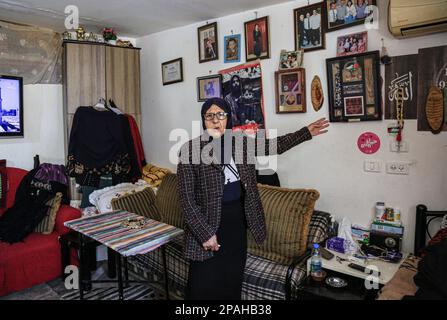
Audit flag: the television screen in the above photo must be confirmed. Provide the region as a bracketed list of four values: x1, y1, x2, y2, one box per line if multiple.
[0, 75, 23, 138]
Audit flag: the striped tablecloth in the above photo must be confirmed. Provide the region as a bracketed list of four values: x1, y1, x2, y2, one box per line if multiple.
[64, 210, 184, 257]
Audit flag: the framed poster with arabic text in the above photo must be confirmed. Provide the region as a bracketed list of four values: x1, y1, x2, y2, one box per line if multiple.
[417, 45, 447, 132]
[326, 51, 381, 122]
[385, 54, 418, 120]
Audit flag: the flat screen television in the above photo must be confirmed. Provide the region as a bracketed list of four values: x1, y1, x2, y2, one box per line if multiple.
[0, 75, 24, 138]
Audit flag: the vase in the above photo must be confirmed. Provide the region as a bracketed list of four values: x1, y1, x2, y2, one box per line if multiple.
[107, 39, 117, 45]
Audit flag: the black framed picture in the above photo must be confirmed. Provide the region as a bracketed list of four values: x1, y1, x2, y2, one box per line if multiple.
[294, 2, 326, 53]
[325, 0, 376, 32]
[161, 58, 183, 86]
[197, 75, 222, 102]
[326, 51, 381, 122]
[198, 22, 219, 63]
[244, 16, 270, 62]
[0, 75, 24, 138]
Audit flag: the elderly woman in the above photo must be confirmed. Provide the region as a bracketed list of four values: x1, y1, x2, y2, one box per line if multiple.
[177, 98, 329, 300]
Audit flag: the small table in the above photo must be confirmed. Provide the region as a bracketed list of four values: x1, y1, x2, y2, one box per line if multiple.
[64, 210, 184, 300]
[297, 249, 408, 300]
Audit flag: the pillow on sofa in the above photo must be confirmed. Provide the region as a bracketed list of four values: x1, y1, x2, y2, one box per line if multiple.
[34, 192, 63, 234]
[0, 159, 6, 210]
[247, 184, 320, 265]
[111, 187, 162, 221]
[155, 173, 184, 229]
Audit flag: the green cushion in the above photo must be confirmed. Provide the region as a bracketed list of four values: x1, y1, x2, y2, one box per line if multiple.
[155, 173, 184, 229]
[248, 184, 320, 265]
[111, 187, 161, 221]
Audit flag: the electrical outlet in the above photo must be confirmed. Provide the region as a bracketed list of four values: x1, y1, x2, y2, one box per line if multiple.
[390, 141, 409, 153]
[386, 162, 410, 175]
[364, 160, 381, 173]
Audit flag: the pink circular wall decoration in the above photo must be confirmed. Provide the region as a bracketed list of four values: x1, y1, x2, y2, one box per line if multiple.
[357, 132, 381, 154]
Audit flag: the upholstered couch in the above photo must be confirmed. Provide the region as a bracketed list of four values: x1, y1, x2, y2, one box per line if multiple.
[112, 173, 331, 300]
[0, 167, 81, 297]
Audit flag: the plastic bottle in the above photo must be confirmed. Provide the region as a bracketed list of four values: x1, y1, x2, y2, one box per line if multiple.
[394, 208, 401, 224]
[310, 244, 323, 276]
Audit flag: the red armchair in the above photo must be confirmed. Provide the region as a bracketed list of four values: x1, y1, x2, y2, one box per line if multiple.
[0, 167, 81, 297]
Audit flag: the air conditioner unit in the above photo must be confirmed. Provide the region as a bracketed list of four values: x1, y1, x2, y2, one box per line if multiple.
[388, 0, 447, 38]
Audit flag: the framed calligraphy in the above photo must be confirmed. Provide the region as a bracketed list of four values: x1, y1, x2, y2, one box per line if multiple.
[417, 45, 447, 132]
[385, 54, 418, 119]
[326, 51, 381, 122]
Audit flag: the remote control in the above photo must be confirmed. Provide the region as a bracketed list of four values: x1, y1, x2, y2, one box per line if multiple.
[320, 247, 335, 260]
[348, 263, 366, 272]
[348, 263, 381, 276]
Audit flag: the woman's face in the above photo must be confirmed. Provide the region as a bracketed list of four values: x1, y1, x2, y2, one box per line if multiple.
[204, 105, 228, 138]
[255, 24, 259, 31]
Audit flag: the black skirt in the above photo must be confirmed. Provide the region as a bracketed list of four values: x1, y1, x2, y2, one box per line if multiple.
[186, 199, 247, 300]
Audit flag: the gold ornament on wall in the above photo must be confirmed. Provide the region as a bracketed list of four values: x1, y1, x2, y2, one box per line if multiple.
[311, 75, 324, 112]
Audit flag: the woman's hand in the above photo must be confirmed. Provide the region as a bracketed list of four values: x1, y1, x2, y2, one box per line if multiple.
[203, 235, 220, 252]
[307, 118, 330, 137]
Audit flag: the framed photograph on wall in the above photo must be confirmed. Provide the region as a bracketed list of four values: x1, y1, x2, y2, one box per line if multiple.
[244, 16, 270, 62]
[294, 2, 326, 52]
[161, 58, 183, 86]
[326, 51, 381, 122]
[224, 34, 241, 63]
[0, 75, 24, 138]
[279, 50, 304, 70]
[275, 68, 306, 114]
[336, 31, 367, 56]
[198, 22, 219, 63]
[197, 75, 222, 102]
[326, 0, 376, 32]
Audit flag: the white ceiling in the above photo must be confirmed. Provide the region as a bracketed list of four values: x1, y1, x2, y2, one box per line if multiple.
[0, 0, 290, 37]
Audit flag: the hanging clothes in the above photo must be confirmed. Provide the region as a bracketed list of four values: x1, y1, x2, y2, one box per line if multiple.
[125, 114, 146, 172]
[67, 106, 139, 188]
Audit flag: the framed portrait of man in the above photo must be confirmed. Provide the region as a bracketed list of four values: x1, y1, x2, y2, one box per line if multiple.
[224, 34, 241, 63]
[244, 16, 270, 62]
[198, 22, 219, 63]
[294, 2, 326, 53]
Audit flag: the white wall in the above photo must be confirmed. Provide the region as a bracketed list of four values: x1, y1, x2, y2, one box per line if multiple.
[138, 0, 447, 253]
[0, 84, 65, 170]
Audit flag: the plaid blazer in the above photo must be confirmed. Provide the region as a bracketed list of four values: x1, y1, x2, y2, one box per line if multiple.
[177, 127, 312, 261]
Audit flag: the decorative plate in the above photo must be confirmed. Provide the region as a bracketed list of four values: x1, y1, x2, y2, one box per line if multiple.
[425, 86, 444, 133]
[311, 75, 324, 112]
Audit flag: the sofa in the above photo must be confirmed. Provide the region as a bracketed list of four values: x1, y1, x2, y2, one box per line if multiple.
[0, 167, 81, 297]
[112, 173, 332, 300]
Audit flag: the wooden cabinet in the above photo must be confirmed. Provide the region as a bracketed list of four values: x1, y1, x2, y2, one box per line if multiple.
[62, 41, 141, 154]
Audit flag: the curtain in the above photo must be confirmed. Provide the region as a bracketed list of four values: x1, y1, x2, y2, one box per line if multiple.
[0, 20, 62, 84]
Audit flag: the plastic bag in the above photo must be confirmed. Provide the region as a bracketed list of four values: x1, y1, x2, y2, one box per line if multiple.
[337, 217, 359, 255]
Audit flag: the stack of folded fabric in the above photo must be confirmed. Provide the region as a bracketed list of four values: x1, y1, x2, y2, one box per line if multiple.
[89, 180, 153, 214]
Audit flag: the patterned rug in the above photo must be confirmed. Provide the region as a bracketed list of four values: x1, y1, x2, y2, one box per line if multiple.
[1, 263, 158, 301]
[60, 285, 156, 300]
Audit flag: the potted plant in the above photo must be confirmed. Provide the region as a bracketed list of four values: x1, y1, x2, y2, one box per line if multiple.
[103, 27, 117, 45]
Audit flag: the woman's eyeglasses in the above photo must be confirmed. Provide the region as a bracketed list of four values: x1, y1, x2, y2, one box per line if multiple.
[204, 112, 228, 121]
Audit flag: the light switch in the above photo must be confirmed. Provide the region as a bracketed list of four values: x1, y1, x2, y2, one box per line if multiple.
[364, 160, 381, 173]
